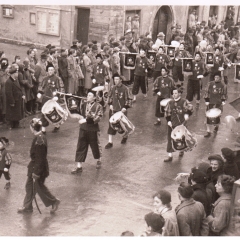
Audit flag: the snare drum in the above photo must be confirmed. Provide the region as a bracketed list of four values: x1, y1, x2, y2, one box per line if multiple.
[109, 111, 135, 136]
[206, 108, 221, 125]
[160, 98, 172, 113]
[109, 111, 125, 134]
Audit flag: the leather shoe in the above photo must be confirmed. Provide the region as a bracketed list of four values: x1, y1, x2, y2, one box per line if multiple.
[50, 199, 61, 214]
[121, 138, 128, 144]
[17, 207, 33, 213]
[204, 132, 211, 138]
[71, 167, 83, 174]
[52, 127, 60, 133]
[179, 152, 184, 157]
[105, 142, 113, 149]
[164, 157, 173, 162]
[96, 160, 101, 169]
[213, 126, 219, 133]
[236, 117, 240, 122]
[4, 182, 10, 189]
[154, 120, 161, 126]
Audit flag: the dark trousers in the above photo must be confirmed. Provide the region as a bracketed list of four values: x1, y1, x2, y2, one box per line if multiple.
[8, 121, 20, 128]
[23, 176, 56, 210]
[26, 100, 34, 112]
[172, 65, 184, 82]
[155, 97, 165, 118]
[0, 170, 10, 180]
[186, 79, 201, 101]
[167, 125, 174, 153]
[153, 71, 161, 81]
[75, 128, 102, 163]
[132, 75, 147, 95]
[107, 109, 128, 136]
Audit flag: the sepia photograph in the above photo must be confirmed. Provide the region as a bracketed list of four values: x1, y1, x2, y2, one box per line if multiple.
[0, 0, 240, 237]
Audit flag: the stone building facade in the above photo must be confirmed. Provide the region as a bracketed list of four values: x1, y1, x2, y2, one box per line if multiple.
[0, 5, 239, 48]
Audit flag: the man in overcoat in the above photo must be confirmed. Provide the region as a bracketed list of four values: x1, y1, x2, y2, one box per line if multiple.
[5, 64, 24, 129]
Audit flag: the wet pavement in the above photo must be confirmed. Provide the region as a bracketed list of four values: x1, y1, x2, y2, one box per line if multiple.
[0, 42, 240, 236]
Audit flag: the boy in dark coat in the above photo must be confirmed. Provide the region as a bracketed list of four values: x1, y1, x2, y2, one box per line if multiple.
[0, 137, 12, 189]
[18, 118, 60, 214]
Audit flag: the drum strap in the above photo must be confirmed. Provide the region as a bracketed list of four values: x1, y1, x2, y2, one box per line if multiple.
[86, 102, 95, 116]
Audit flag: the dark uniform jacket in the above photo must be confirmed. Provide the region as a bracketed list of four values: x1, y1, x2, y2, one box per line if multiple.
[40, 74, 60, 105]
[154, 53, 171, 71]
[204, 81, 227, 105]
[108, 83, 132, 112]
[79, 100, 103, 132]
[165, 98, 193, 128]
[92, 62, 108, 85]
[27, 134, 49, 178]
[153, 75, 175, 99]
[0, 148, 12, 171]
[134, 56, 149, 76]
[188, 60, 205, 80]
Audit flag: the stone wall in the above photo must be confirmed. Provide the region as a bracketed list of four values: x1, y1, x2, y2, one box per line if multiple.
[0, 5, 239, 49]
[87, 5, 124, 43]
[0, 5, 72, 48]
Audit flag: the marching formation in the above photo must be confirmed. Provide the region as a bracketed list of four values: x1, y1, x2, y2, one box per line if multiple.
[1, 10, 240, 236]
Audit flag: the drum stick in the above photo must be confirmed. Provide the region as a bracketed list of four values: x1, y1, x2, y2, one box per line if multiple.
[119, 52, 139, 55]
[55, 91, 86, 99]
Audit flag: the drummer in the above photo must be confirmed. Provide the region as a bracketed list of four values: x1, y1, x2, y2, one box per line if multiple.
[92, 53, 109, 89]
[105, 73, 133, 149]
[203, 72, 228, 138]
[37, 63, 60, 134]
[164, 87, 193, 162]
[153, 67, 175, 126]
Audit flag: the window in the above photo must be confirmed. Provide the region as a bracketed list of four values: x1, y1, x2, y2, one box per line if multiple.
[2, 5, 14, 18]
[187, 6, 199, 28]
[125, 10, 141, 33]
[30, 12, 36, 25]
[36, 8, 60, 36]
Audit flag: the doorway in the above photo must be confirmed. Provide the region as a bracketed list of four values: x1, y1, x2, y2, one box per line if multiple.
[76, 8, 90, 45]
[152, 6, 173, 44]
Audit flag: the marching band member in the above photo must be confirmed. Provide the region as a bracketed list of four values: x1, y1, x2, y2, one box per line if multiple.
[132, 46, 149, 102]
[71, 90, 103, 174]
[18, 118, 60, 214]
[204, 73, 228, 138]
[164, 88, 193, 162]
[208, 46, 229, 82]
[37, 64, 60, 134]
[153, 46, 172, 81]
[105, 73, 132, 149]
[0, 137, 12, 190]
[153, 67, 175, 126]
[172, 43, 192, 88]
[92, 53, 109, 88]
[186, 52, 206, 105]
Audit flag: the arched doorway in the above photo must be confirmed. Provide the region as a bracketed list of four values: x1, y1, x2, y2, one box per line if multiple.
[152, 6, 173, 44]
